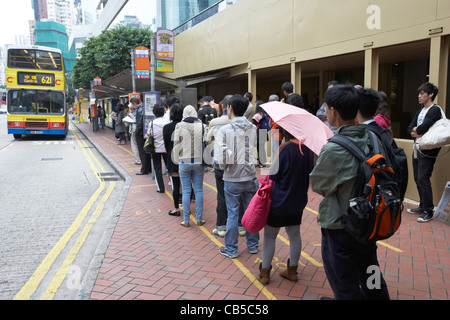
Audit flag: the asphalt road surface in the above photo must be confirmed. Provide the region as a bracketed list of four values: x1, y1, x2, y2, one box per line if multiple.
[0, 114, 127, 300]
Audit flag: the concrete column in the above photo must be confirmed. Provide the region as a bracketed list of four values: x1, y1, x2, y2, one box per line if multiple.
[291, 62, 302, 93]
[429, 36, 449, 109]
[364, 48, 379, 90]
[248, 67, 257, 98]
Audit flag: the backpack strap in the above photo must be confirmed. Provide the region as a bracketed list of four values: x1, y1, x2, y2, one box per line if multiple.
[328, 134, 366, 161]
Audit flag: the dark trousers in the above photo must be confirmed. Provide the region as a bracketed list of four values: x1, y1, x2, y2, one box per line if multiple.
[170, 176, 181, 209]
[321, 228, 390, 300]
[412, 150, 438, 212]
[136, 133, 152, 174]
[152, 152, 168, 192]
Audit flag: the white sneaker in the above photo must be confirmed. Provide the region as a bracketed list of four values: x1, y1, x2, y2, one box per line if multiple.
[212, 229, 226, 237]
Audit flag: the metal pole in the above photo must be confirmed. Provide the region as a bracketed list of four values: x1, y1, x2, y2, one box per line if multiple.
[131, 49, 136, 92]
[150, 34, 156, 92]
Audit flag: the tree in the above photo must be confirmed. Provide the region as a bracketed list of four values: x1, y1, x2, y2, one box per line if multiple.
[72, 25, 152, 89]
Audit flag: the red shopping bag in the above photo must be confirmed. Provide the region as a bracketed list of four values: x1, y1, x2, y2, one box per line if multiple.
[242, 175, 274, 233]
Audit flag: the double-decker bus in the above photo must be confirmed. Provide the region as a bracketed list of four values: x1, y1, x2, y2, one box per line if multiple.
[6, 45, 68, 139]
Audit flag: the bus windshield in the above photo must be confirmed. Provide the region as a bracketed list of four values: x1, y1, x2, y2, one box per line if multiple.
[8, 49, 63, 71]
[7, 90, 65, 115]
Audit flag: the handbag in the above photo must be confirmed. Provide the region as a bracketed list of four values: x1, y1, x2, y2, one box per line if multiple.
[241, 175, 274, 233]
[416, 106, 450, 150]
[144, 121, 155, 154]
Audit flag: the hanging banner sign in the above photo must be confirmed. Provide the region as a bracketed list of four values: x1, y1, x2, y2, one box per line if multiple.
[156, 29, 174, 61]
[135, 47, 150, 79]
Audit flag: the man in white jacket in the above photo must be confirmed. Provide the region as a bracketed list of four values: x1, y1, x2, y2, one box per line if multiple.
[214, 94, 259, 258]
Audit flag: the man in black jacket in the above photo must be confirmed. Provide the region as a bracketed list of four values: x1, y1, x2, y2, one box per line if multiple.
[407, 82, 442, 222]
[197, 96, 217, 125]
[132, 97, 152, 175]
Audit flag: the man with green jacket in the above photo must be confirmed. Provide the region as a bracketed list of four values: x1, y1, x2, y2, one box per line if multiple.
[310, 85, 390, 300]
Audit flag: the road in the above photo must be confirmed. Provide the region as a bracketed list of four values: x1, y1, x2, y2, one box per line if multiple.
[0, 114, 127, 300]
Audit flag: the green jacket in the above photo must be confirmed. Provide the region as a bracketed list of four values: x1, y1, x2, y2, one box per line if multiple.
[310, 124, 371, 229]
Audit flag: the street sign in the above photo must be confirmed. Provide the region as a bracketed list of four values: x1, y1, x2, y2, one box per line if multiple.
[135, 47, 150, 79]
[157, 60, 174, 73]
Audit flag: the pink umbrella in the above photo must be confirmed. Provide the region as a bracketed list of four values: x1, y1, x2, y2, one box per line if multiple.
[261, 101, 334, 156]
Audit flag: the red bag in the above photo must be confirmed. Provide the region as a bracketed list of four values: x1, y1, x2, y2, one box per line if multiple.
[242, 175, 274, 233]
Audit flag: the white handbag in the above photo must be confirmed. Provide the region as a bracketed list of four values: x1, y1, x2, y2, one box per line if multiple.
[416, 106, 450, 150]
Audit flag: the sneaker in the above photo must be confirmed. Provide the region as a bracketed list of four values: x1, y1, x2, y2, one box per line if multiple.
[212, 229, 226, 237]
[239, 229, 246, 237]
[219, 246, 238, 259]
[248, 247, 258, 254]
[407, 207, 423, 215]
[417, 211, 433, 223]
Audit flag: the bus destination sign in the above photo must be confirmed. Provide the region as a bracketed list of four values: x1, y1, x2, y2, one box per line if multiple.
[17, 72, 55, 87]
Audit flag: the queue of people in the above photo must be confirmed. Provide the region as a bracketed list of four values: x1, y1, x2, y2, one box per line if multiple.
[111, 81, 444, 300]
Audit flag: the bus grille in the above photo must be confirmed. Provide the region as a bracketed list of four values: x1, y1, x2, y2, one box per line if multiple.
[25, 122, 48, 128]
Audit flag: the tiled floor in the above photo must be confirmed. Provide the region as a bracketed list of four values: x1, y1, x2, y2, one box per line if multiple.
[74, 121, 449, 300]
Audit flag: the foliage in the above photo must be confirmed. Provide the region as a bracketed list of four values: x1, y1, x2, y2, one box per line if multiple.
[72, 25, 152, 89]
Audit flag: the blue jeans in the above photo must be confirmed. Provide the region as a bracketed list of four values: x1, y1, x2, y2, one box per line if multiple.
[179, 163, 204, 223]
[223, 178, 260, 256]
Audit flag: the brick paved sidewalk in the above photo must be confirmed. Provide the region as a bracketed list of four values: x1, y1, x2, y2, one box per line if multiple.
[74, 121, 449, 300]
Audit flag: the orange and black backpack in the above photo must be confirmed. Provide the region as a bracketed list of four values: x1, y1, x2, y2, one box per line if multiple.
[329, 131, 403, 244]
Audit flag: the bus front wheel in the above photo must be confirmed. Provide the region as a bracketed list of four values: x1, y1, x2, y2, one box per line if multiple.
[13, 134, 22, 139]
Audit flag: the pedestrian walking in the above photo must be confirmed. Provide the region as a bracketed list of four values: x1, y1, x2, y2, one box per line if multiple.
[310, 85, 390, 300]
[173, 105, 206, 227]
[163, 103, 184, 216]
[214, 94, 259, 258]
[406, 82, 442, 223]
[98, 106, 105, 129]
[147, 104, 169, 193]
[259, 128, 314, 285]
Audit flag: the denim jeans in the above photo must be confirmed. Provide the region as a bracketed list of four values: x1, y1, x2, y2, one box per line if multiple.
[223, 178, 260, 256]
[179, 163, 204, 223]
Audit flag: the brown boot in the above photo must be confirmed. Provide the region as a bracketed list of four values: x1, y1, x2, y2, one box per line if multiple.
[259, 263, 272, 285]
[280, 259, 298, 282]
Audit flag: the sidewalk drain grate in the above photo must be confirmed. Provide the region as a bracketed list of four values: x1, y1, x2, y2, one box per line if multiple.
[97, 172, 120, 181]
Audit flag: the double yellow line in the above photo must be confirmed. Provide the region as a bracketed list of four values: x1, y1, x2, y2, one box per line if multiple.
[14, 126, 116, 300]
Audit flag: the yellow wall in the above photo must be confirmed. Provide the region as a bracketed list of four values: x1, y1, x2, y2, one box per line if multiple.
[169, 0, 450, 79]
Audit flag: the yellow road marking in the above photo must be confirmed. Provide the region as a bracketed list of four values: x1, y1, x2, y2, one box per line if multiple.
[102, 137, 134, 156]
[41, 182, 116, 300]
[14, 126, 114, 300]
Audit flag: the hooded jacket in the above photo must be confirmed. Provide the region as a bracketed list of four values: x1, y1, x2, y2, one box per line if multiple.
[173, 105, 206, 164]
[214, 116, 257, 182]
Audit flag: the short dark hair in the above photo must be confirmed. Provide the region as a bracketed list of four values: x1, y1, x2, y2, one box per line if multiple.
[153, 103, 165, 117]
[130, 97, 140, 105]
[166, 96, 180, 107]
[417, 82, 438, 101]
[228, 94, 249, 117]
[323, 85, 360, 120]
[282, 82, 294, 94]
[170, 103, 184, 122]
[286, 93, 304, 109]
[244, 92, 253, 102]
[358, 88, 381, 118]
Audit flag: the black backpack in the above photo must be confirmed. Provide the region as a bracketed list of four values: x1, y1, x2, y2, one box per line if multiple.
[366, 123, 408, 201]
[329, 131, 403, 244]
